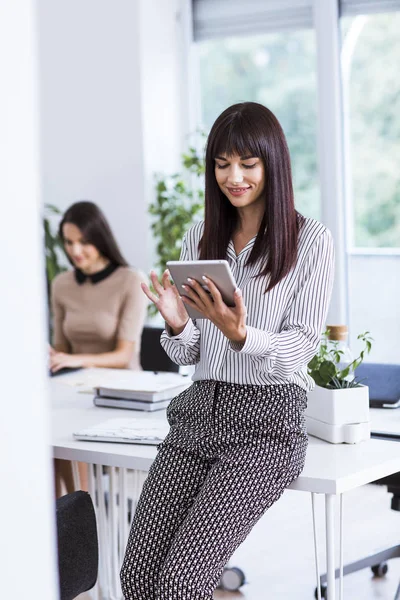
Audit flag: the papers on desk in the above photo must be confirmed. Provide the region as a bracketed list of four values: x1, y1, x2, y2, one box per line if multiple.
[55, 367, 190, 396]
[55, 368, 129, 393]
[73, 417, 169, 445]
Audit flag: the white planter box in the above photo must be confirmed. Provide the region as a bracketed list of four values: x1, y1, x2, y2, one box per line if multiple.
[305, 384, 370, 444]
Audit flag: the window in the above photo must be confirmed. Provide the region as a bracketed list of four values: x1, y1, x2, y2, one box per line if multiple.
[197, 30, 319, 219]
[341, 11, 400, 363]
[341, 12, 400, 248]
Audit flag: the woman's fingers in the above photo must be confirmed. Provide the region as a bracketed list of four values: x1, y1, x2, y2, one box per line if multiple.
[181, 285, 206, 311]
[234, 288, 247, 318]
[141, 282, 159, 304]
[184, 278, 210, 306]
[163, 270, 185, 299]
[150, 270, 164, 295]
[181, 294, 205, 315]
[162, 269, 173, 288]
[50, 356, 63, 372]
[201, 277, 222, 304]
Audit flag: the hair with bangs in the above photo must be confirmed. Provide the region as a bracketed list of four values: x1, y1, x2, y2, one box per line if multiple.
[199, 102, 304, 292]
[59, 201, 128, 268]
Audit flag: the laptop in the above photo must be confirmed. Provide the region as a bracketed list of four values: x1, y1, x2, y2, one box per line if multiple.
[49, 366, 83, 377]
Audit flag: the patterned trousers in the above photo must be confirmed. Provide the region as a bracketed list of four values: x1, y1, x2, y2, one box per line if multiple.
[120, 380, 308, 600]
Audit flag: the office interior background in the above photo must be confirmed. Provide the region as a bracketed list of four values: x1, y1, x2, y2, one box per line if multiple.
[1, 1, 399, 598]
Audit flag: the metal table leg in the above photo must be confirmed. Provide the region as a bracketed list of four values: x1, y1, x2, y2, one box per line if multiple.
[325, 494, 336, 600]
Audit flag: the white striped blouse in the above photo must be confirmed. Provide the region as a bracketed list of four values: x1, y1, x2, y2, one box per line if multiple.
[160, 217, 335, 391]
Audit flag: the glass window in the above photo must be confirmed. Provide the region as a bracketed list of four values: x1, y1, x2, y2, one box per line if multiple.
[341, 12, 400, 363]
[197, 30, 319, 219]
[341, 13, 400, 248]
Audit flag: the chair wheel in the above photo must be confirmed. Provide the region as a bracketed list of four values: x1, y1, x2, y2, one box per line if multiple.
[371, 562, 388, 577]
[218, 566, 246, 591]
[314, 582, 328, 599]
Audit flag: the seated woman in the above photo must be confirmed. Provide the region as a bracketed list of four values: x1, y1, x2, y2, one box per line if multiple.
[50, 200, 148, 495]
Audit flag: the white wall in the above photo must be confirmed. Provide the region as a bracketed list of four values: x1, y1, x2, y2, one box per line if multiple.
[37, 0, 186, 273]
[349, 254, 400, 363]
[0, 2, 59, 598]
[138, 0, 188, 271]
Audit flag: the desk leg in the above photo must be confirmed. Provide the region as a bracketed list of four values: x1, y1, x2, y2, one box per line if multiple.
[87, 464, 100, 600]
[325, 494, 336, 600]
[87, 464, 147, 600]
[311, 493, 322, 600]
[339, 494, 343, 600]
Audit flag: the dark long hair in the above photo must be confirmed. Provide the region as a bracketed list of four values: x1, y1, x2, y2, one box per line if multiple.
[59, 201, 128, 267]
[200, 102, 304, 292]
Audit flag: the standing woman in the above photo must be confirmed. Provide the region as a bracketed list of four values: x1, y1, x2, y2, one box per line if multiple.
[51, 201, 148, 495]
[121, 102, 335, 599]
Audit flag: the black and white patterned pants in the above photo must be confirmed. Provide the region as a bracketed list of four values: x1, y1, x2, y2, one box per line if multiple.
[120, 380, 308, 600]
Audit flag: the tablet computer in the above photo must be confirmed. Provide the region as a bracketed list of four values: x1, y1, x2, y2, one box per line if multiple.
[166, 259, 238, 320]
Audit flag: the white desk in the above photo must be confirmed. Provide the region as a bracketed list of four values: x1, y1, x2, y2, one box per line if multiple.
[51, 376, 400, 600]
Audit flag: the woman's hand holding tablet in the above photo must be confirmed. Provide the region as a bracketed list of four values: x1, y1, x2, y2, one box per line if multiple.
[141, 260, 247, 344]
[166, 260, 248, 345]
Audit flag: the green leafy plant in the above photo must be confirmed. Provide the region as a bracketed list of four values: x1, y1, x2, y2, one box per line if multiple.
[44, 203, 67, 288]
[308, 329, 373, 389]
[148, 139, 206, 316]
[43, 203, 67, 338]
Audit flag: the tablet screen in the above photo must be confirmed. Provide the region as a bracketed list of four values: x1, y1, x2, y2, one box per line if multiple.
[166, 260, 238, 320]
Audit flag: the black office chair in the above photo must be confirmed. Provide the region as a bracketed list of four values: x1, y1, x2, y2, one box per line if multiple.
[315, 363, 400, 600]
[140, 325, 180, 373]
[56, 490, 98, 600]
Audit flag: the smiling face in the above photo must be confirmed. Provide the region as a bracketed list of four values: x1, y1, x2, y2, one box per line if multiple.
[214, 153, 265, 210]
[62, 222, 105, 273]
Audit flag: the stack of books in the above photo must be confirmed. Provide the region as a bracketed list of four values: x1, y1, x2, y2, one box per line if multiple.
[94, 371, 191, 412]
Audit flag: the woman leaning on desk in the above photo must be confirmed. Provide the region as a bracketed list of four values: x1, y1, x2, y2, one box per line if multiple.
[120, 102, 335, 600]
[50, 201, 148, 496]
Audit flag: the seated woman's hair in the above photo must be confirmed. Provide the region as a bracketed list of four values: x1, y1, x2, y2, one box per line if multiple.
[58, 200, 128, 267]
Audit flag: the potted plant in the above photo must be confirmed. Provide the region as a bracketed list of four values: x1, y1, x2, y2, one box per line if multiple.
[305, 329, 373, 444]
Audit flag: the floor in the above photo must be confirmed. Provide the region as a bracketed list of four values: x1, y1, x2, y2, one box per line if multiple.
[78, 482, 400, 599]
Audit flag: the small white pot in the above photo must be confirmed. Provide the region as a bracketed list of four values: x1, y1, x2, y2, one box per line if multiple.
[305, 384, 370, 444]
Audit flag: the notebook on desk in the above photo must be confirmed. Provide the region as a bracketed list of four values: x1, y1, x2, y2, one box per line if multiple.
[95, 371, 190, 402]
[73, 417, 169, 445]
[93, 395, 171, 412]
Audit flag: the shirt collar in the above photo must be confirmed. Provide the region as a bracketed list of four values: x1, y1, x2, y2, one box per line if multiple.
[74, 263, 118, 285]
[227, 236, 257, 262]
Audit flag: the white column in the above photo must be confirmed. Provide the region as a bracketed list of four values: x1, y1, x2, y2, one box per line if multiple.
[313, 0, 348, 326]
[0, 1, 59, 599]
